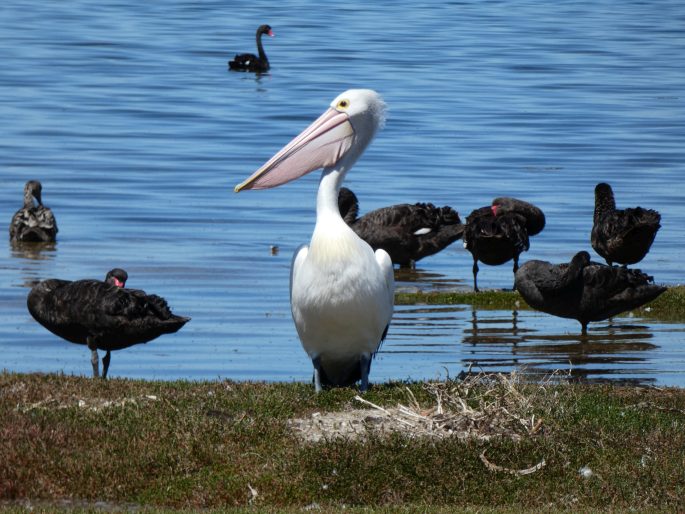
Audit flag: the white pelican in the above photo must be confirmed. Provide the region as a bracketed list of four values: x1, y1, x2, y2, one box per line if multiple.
[235, 89, 394, 392]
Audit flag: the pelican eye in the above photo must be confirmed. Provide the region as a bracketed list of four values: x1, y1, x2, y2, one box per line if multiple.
[336, 99, 350, 110]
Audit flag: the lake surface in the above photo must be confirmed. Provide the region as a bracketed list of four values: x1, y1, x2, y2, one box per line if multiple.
[1, 0, 684, 385]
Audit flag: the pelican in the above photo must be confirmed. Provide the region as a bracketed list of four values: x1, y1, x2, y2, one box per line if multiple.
[235, 89, 394, 392]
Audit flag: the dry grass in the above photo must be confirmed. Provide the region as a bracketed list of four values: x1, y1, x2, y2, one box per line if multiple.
[290, 371, 553, 446]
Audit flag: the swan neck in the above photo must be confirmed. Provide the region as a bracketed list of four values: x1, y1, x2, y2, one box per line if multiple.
[24, 188, 38, 207]
[594, 190, 616, 221]
[256, 32, 267, 60]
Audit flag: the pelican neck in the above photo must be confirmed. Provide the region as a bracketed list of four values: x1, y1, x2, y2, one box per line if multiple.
[316, 168, 346, 222]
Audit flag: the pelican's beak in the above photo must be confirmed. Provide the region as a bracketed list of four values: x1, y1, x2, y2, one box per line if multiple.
[234, 107, 355, 192]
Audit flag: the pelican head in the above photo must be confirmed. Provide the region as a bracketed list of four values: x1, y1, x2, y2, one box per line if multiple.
[234, 89, 386, 192]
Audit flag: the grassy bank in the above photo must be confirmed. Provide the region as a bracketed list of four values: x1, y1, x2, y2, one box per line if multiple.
[396, 284, 685, 322]
[2, 372, 685, 512]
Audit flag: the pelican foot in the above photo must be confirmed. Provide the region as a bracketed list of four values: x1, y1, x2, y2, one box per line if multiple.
[359, 353, 372, 392]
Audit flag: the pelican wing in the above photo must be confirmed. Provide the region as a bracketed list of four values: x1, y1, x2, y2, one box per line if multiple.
[375, 248, 395, 309]
[290, 244, 309, 301]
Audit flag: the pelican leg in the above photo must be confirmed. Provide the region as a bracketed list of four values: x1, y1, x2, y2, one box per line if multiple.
[359, 353, 372, 392]
[312, 356, 323, 393]
[102, 350, 112, 380]
[473, 259, 480, 293]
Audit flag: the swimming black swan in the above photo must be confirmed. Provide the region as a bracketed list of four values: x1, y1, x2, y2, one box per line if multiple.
[591, 182, 661, 266]
[338, 187, 464, 267]
[515, 251, 666, 334]
[10, 180, 58, 243]
[27, 268, 190, 378]
[463, 197, 545, 292]
[228, 24, 274, 72]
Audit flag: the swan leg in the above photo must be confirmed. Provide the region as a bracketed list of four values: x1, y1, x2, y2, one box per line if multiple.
[359, 353, 372, 392]
[312, 356, 323, 393]
[512, 255, 520, 291]
[581, 322, 588, 336]
[87, 337, 102, 378]
[90, 349, 100, 378]
[472, 259, 480, 293]
[102, 350, 112, 380]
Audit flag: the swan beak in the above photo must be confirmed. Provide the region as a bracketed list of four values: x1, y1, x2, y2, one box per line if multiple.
[234, 107, 354, 192]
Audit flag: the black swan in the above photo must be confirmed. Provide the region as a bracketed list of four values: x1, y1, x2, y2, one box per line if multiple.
[591, 182, 661, 266]
[463, 197, 545, 292]
[515, 251, 666, 334]
[10, 180, 58, 243]
[338, 187, 464, 267]
[228, 24, 274, 72]
[27, 268, 190, 378]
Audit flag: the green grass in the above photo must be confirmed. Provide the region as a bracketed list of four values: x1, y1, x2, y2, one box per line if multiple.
[395, 285, 685, 323]
[395, 289, 523, 310]
[2, 372, 685, 512]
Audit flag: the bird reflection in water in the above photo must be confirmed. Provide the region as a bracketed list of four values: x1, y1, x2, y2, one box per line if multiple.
[461, 307, 659, 385]
[10, 240, 57, 261]
[463, 308, 523, 346]
[10, 240, 58, 288]
[394, 267, 465, 293]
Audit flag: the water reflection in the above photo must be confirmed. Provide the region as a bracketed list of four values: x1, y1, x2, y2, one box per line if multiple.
[463, 308, 528, 345]
[9, 241, 58, 288]
[10, 241, 57, 261]
[395, 266, 466, 292]
[388, 302, 675, 386]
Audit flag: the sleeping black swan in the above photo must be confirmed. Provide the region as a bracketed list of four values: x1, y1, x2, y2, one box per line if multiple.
[10, 180, 58, 243]
[228, 24, 274, 72]
[591, 182, 661, 266]
[338, 187, 464, 267]
[515, 251, 666, 335]
[27, 268, 190, 378]
[463, 197, 545, 292]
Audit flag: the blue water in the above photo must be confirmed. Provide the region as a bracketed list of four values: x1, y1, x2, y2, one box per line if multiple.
[1, 0, 684, 385]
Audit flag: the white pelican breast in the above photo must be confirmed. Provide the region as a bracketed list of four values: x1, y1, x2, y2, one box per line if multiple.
[291, 211, 393, 387]
[236, 89, 394, 392]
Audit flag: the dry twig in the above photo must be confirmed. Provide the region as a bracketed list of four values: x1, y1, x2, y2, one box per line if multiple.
[480, 450, 546, 476]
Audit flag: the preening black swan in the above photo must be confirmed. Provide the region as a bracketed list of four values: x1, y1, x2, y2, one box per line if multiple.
[515, 251, 666, 334]
[228, 24, 274, 72]
[591, 182, 661, 266]
[10, 180, 58, 243]
[27, 268, 190, 378]
[338, 187, 464, 267]
[463, 197, 545, 292]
